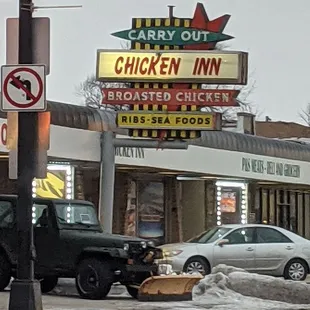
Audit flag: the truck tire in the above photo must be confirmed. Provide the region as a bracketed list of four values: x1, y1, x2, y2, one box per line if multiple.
[76, 258, 113, 300]
[40, 276, 58, 293]
[126, 286, 138, 299]
[0, 254, 11, 291]
[125, 272, 152, 299]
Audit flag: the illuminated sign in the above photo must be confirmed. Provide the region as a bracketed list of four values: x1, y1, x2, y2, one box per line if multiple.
[116, 111, 221, 130]
[35, 171, 65, 199]
[102, 88, 240, 106]
[104, 3, 246, 140]
[96, 50, 248, 84]
[33, 164, 74, 199]
[111, 26, 233, 46]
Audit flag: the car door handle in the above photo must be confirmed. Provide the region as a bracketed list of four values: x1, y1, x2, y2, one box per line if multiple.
[286, 246, 294, 250]
[246, 247, 254, 251]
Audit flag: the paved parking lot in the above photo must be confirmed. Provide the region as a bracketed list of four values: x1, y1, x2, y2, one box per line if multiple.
[0, 292, 132, 310]
[0, 291, 193, 310]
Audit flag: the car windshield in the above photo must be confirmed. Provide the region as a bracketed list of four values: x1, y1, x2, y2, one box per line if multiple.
[55, 203, 100, 229]
[186, 227, 232, 243]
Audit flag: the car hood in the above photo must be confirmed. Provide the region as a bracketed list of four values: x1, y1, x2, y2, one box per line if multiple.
[158, 242, 197, 251]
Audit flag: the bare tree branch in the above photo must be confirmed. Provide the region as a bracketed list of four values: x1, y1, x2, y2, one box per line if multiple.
[200, 43, 258, 121]
[299, 103, 310, 126]
[200, 75, 257, 121]
[75, 74, 130, 111]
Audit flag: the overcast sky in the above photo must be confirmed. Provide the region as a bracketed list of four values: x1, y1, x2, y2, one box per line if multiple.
[0, 0, 309, 123]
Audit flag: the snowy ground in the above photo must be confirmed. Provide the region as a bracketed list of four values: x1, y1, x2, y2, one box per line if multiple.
[191, 264, 310, 309]
[3, 265, 310, 309]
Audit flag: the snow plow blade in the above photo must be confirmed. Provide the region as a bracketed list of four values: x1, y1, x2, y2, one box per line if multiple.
[138, 274, 203, 302]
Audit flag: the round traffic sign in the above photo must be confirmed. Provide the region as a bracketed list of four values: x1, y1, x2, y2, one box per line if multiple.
[2, 67, 44, 109]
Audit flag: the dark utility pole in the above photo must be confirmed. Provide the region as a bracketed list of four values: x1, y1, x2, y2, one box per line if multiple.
[9, 0, 42, 309]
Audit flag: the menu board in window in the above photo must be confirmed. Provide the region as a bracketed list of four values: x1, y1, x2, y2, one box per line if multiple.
[220, 188, 238, 213]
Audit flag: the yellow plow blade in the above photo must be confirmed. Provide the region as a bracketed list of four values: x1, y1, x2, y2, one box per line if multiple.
[138, 274, 203, 302]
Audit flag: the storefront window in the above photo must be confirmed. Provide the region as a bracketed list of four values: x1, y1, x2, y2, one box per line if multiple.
[124, 179, 165, 244]
[137, 181, 165, 245]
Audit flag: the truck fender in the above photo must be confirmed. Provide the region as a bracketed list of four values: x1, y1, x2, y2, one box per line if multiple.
[76, 247, 128, 265]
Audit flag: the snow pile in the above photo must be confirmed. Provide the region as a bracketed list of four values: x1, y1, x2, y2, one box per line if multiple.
[193, 264, 310, 307]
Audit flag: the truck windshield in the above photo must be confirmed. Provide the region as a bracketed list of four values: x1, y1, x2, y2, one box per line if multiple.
[54, 203, 100, 229]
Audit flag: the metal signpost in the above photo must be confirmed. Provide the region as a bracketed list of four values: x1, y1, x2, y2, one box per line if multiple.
[5, 0, 45, 309]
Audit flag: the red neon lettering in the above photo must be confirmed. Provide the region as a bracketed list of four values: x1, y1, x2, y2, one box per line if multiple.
[192, 58, 199, 75]
[133, 57, 141, 75]
[193, 57, 222, 76]
[168, 57, 181, 75]
[147, 56, 160, 75]
[211, 58, 222, 75]
[114, 56, 181, 76]
[140, 58, 149, 75]
[114, 57, 124, 74]
[124, 57, 135, 74]
[159, 57, 169, 75]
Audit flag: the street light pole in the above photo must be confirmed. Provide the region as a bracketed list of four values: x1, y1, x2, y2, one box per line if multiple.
[8, 0, 42, 309]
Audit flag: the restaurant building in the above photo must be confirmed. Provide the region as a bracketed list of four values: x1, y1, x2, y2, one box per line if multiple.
[0, 102, 310, 244]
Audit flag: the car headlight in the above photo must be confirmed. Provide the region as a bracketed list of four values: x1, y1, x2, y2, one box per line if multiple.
[163, 250, 183, 257]
[124, 243, 129, 251]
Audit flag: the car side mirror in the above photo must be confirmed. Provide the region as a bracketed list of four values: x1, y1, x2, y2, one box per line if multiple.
[217, 239, 229, 247]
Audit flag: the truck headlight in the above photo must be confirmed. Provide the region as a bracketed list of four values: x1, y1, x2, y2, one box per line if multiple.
[147, 240, 155, 247]
[124, 243, 129, 251]
[140, 241, 147, 248]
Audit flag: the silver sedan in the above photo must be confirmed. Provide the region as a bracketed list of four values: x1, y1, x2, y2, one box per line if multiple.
[157, 224, 310, 281]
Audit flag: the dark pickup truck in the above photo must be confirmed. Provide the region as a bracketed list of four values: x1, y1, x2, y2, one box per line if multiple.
[0, 195, 162, 299]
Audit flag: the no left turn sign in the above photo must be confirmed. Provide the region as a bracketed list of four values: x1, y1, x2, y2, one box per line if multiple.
[1, 64, 46, 112]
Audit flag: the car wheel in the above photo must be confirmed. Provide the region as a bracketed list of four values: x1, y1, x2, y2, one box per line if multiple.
[40, 276, 58, 293]
[284, 259, 308, 281]
[76, 258, 113, 300]
[184, 257, 210, 276]
[0, 254, 11, 291]
[126, 285, 138, 299]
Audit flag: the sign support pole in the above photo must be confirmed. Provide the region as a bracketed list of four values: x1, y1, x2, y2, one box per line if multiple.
[9, 0, 43, 309]
[99, 131, 116, 233]
[98, 131, 188, 233]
